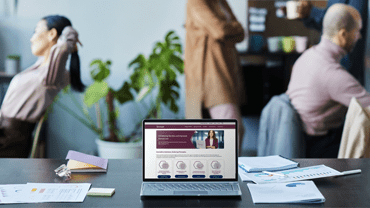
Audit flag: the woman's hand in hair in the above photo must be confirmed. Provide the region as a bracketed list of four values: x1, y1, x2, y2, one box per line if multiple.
[57, 26, 79, 54]
[72, 39, 82, 53]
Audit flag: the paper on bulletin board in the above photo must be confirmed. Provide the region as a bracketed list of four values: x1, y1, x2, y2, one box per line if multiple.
[249, 24, 265, 32]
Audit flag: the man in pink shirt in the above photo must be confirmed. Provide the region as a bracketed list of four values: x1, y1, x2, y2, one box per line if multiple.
[286, 3, 370, 158]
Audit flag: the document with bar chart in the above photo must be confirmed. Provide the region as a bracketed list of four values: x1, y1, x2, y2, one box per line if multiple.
[245, 165, 343, 184]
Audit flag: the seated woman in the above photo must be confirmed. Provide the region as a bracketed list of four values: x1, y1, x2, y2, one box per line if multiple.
[0, 15, 84, 158]
[205, 130, 218, 149]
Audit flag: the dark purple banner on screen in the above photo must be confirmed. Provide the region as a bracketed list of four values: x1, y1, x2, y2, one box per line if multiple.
[157, 131, 196, 149]
[146, 125, 235, 129]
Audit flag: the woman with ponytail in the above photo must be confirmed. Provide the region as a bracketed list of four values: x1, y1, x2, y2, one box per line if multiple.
[0, 15, 84, 157]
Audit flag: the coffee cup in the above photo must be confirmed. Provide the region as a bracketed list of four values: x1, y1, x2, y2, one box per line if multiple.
[250, 35, 265, 53]
[286, 1, 301, 20]
[294, 36, 308, 53]
[282, 37, 295, 53]
[267, 37, 281, 53]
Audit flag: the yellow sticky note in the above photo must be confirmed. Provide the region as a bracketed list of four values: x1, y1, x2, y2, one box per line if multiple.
[87, 188, 115, 197]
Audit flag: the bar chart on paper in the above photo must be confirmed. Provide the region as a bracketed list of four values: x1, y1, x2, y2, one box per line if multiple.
[245, 165, 343, 184]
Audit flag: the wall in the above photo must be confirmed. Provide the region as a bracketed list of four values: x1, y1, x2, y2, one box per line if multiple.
[0, 0, 248, 158]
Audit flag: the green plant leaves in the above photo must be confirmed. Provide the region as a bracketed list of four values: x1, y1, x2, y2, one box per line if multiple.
[113, 82, 134, 104]
[127, 30, 184, 116]
[128, 54, 147, 69]
[90, 59, 111, 81]
[84, 81, 109, 107]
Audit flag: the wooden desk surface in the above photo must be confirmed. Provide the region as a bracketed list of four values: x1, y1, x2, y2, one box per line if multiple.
[0, 159, 368, 207]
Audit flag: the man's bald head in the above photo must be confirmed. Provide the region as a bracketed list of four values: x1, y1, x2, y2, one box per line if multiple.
[322, 3, 361, 40]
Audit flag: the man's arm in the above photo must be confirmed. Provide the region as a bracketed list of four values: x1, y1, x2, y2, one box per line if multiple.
[327, 67, 370, 108]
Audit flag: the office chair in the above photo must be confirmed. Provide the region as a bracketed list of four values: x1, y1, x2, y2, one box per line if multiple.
[30, 114, 46, 158]
[257, 93, 306, 158]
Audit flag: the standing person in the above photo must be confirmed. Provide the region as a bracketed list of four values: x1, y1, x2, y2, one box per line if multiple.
[286, 4, 370, 158]
[0, 15, 84, 158]
[296, 0, 368, 85]
[185, 0, 245, 154]
[205, 130, 219, 149]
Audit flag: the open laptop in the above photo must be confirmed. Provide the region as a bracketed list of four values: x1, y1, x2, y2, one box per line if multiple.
[140, 119, 241, 196]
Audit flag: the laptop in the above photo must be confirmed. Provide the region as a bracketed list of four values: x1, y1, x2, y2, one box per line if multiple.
[140, 119, 241, 196]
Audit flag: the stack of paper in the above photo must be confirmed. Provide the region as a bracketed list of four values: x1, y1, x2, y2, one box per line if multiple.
[66, 150, 108, 173]
[247, 181, 325, 204]
[238, 155, 298, 173]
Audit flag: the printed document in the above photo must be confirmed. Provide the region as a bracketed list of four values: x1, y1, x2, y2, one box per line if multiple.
[244, 165, 342, 184]
[0, 183, 91, 204]
[20, 183, 91, 203]
[238, 167, 252, 181]
[247, 181, 325, 204]
[0, 184, 26, 204]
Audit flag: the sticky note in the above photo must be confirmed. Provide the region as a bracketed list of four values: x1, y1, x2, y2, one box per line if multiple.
[87, 188, 115, 197]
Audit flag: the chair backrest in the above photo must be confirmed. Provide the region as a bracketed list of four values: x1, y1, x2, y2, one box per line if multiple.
[30, 115, 46, 158]
[338, 97, 370, 158]
[257, 93, 306, 158]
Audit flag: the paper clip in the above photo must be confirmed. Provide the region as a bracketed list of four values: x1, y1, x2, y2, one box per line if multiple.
[54, 164, 72, 180]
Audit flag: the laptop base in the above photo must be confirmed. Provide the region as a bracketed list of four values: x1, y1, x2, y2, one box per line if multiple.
[140, 182, 242, 196]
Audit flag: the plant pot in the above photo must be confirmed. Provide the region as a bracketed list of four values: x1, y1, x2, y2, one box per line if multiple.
[5, 59, 20, 74]
[95, 138, 143, 159]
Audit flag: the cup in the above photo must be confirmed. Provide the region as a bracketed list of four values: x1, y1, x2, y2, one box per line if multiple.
[286, 1, 301, 20]
[294, 36, 308, 53]
[282, 37, 295, 53]
[250, 35, 265, 53]
[267, 37, 282, 53]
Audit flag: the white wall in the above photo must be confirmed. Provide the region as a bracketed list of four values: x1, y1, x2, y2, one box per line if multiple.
[0, 0, 248, 158]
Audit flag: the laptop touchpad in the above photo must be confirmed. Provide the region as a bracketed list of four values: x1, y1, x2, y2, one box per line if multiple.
[174, 191, 208, 195]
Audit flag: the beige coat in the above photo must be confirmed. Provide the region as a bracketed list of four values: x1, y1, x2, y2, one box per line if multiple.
[338, 97, 370, 158]
[185, 0, 245, 118]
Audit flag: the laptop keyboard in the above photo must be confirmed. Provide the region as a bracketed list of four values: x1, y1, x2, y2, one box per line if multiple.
[146, 183, 239, 192]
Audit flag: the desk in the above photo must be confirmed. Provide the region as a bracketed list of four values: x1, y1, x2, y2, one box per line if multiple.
[0, 159, 369, 207]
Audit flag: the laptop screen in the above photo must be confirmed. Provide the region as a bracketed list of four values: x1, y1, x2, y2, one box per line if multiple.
[143, 119, 238, 181]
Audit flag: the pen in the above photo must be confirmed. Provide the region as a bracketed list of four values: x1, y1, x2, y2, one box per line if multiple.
[262, 171, 288, 177]
[340, 169, 361, 176]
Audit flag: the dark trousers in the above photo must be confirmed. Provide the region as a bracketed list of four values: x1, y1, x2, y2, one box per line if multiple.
[0, 117, 35, 158]
[305, 125, 344, 158]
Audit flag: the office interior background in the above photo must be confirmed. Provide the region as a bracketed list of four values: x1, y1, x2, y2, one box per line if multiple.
[0, 0, 369, 158]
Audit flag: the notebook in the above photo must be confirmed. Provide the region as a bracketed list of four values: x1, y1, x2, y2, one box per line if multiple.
[140, 119, 241, 196]
[247, 181, 325, 204]
[238, 155, 298, 172]
[66, 150, 108, 173]
[67, 160, 106, 173]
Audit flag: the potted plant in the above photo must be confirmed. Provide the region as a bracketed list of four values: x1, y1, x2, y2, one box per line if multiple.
[56, 58, 143, 159]
[5, 54, 21, 74]
[128, 30, 184, 118]
[55, 30, 184, 159]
